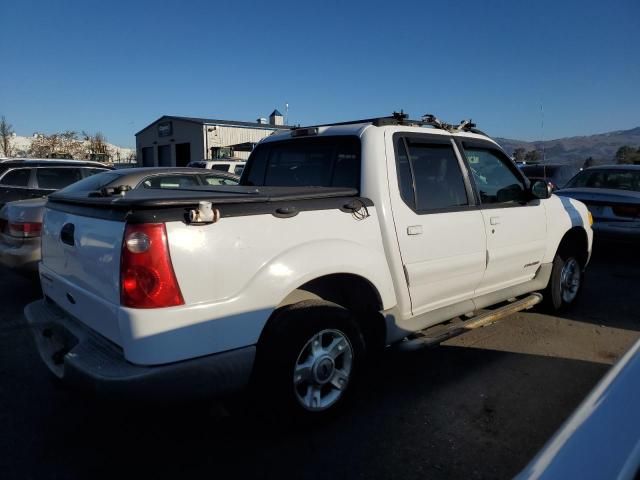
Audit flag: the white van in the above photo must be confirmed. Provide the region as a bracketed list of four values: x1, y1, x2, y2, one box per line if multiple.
[187, 159, 246, 176]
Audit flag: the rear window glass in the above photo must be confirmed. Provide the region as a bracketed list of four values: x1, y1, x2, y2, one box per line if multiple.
[211, 164, 230, 171]
[242, 136, 361, 189]
[36, 168, 84, 190]
[58, 171, 122, 193]
[203, 174, 239, 186]
[141, 175, 200, 189]
[566, 170, 640, 191]
[0, 168, 31, 187]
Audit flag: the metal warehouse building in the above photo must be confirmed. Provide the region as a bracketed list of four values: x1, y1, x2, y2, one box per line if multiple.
[135, 110, 290, 167]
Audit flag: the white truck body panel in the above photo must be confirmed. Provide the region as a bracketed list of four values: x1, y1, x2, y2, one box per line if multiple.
[37, 121, 593, 369]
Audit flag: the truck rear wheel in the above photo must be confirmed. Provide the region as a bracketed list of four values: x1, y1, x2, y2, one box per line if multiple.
[253, 300, 365, 422]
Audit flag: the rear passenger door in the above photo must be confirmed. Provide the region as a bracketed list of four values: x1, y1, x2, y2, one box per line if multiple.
[458, 141, 547, 296]
[387, 133, 487, 316]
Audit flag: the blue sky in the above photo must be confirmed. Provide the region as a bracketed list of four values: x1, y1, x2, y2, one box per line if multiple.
[1, 0, 638, 147]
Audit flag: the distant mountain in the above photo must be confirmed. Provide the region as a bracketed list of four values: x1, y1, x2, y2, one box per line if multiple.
[496, 126, 640, 166]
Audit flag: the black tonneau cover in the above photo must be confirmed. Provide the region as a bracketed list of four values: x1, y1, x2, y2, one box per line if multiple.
[49, 185, 359, 209]
[46, 186, 371, 222]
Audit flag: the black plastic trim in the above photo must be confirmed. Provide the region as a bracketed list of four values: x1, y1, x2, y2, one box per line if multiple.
[45, 195, 375, 223]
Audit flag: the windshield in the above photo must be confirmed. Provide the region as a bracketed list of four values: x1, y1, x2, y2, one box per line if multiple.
[57, 171, 122, 193]
[565, 169, 640, 192]
[241, 136, 361, 190]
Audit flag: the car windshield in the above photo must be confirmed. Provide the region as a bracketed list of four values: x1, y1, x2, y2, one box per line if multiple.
[565, 169, 640, 191]
[57, 171, 122, 193]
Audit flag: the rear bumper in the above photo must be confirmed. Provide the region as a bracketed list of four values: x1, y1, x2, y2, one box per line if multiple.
[25, 299, 255, 401]
[0, 237, 40, 272]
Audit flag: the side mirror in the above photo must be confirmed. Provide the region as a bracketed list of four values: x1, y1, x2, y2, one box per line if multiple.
[530, 179, 552, 199]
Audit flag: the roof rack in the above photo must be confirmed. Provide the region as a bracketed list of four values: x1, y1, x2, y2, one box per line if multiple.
[293, 111, 489, 136]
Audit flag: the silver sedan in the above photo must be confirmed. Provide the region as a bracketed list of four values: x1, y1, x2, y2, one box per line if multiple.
[0, 167, 239, 273]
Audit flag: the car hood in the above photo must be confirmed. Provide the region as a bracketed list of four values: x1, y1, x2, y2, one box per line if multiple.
[0, 197, 47, 222]
[555, 188, 640, 206]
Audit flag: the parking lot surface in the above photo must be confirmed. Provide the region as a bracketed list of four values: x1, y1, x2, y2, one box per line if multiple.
[1, 241, 638, 479]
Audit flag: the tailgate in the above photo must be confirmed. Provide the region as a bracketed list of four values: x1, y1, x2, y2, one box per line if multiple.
[40, 205, 125, 343]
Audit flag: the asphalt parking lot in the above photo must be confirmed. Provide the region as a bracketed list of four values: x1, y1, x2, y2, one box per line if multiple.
[1, 240, 638, 479]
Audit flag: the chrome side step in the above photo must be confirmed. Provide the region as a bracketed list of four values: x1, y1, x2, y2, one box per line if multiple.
[396, 293, 543, 352]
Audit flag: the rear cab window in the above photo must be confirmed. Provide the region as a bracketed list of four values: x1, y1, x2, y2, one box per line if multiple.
[242, 136, 361, 190]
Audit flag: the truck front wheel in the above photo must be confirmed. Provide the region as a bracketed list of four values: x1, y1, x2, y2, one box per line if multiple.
[542, 252, 583, 311]
[253, 300, 365, 421]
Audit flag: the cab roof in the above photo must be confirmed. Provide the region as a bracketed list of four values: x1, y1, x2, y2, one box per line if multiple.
[264, 112, 500, 146]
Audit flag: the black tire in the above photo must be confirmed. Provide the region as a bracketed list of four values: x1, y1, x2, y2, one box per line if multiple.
[251, 299, 365, 423]
[541, 251, 583, 312]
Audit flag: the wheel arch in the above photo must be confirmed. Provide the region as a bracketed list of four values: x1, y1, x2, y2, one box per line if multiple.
[263, 273, 388, 353]
[556, 226, 589, 267]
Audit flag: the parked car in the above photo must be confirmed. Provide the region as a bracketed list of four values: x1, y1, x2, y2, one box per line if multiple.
[518, 336, 640, 479]
[0, 159, 111, 207]
[26, 113, 592, 420]
[187, 159, 246, 176]
[0, 167, 239, 272]
[519, 163, 578, 191]
[555, 165, 640, 241]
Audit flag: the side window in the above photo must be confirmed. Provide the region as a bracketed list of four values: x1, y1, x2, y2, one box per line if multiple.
[464, 148, 526, 204]
[395, 137, 469, 211]
[36, 168, 84, 190]
[142, 175, 200, 189]
[0, 168, 31, 187]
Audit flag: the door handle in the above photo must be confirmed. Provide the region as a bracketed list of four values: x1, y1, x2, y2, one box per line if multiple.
[489, 216, 500, 225]
[407, 225, 423, 235]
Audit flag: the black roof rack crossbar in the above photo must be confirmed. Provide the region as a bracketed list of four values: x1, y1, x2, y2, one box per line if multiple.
[291, 111, 489, 136]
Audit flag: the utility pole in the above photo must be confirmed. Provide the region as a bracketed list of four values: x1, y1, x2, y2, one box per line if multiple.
[540, 103, 546, 163]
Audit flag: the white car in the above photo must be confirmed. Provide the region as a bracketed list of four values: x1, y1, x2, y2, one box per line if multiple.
[187, 159, 246, 176]
[27, 113, 592, 420]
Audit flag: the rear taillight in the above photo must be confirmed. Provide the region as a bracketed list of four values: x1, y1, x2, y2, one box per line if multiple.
[120, 223, 184, 308]
[612, 205, 640, 218]
[8, 222, 43, 238]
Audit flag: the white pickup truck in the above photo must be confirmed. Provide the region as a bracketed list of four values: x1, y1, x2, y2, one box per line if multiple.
[26, 113, 593, 419]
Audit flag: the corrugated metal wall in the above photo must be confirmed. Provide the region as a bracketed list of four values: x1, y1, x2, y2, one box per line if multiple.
[206, 126, 277, 159]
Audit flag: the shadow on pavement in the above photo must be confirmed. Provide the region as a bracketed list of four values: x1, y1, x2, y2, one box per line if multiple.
[2, 344, 607, 480]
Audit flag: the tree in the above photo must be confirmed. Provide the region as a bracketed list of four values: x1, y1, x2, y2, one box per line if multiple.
[524, 149, 541, 163]
[615, 146, 637, 164]
[513, 147, 526, 162]
[582, 157, 596, 169]
[0, 116, 14, 157]
[82, 131, 111, 161]
[29, 131, 84, 159]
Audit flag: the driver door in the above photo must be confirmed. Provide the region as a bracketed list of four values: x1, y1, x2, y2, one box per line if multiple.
[460, 143, 547, 296]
